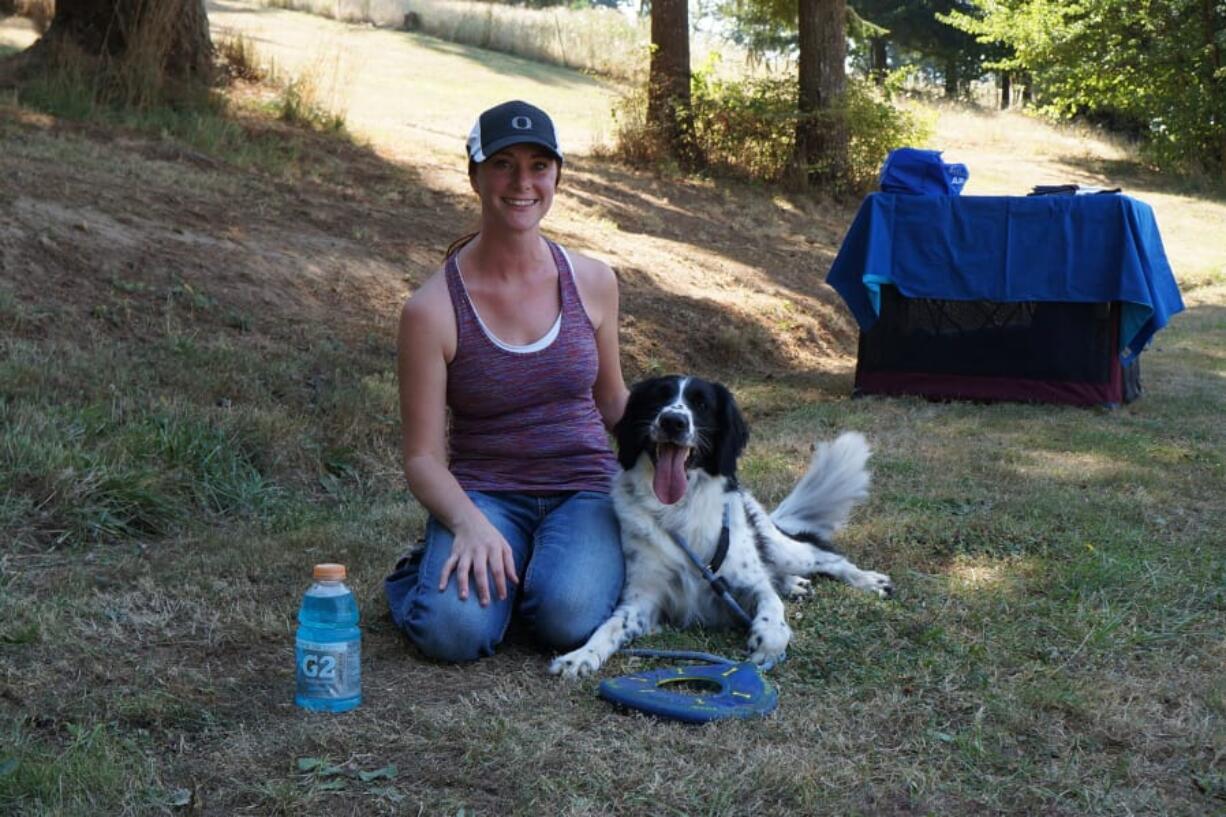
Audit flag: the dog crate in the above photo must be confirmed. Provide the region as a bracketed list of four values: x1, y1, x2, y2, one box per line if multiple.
[826, 193, 1184, 408]
[853, 285, 1140, 406]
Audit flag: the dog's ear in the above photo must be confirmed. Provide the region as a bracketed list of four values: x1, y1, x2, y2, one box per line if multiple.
[613, 379, 656, 470]
[713, 383, 749, 477]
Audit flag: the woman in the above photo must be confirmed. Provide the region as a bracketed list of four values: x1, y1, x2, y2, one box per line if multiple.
[385, 100, 628, 662]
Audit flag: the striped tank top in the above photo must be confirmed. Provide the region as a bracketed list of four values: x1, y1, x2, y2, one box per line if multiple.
[445, 240, 617, 493]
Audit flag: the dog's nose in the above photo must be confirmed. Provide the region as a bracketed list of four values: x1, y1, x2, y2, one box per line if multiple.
[658, 411, 689, 437]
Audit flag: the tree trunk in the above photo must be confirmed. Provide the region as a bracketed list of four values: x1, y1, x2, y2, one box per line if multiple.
[793, 0, 847, 192]
[870, 37, 888, 87]
[1000, 70, 1011, 110]
[1203, 0, 1224, 181]
[647, 0, 701, 169]
[10, 0, 212, 81]
[943, 55, 958, 98]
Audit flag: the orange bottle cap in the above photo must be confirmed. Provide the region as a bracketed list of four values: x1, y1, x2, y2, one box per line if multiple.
[313, 563, 347, 581]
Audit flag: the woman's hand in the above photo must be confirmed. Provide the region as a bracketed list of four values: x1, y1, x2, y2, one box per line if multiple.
[439, 515, 519, 606]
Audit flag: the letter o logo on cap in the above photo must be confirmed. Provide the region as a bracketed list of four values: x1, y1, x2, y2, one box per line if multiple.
[511, 115, 532, 130]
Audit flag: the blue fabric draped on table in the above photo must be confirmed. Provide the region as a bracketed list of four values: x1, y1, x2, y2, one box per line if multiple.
[826, 193, 1184, 362]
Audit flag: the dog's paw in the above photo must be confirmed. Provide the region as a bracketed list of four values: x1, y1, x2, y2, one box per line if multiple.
[851, 570, 894, 599]
[747, 617, 791, 667]
[548, 648, 603, 680]
[781, 576, 814, 600]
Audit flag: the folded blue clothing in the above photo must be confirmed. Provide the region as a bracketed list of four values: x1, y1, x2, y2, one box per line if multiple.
[879, 148, 969, 196]
[826, 193, 1184, 361]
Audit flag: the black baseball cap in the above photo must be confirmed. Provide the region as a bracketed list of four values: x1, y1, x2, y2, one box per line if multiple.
[466, 100, 564, 165]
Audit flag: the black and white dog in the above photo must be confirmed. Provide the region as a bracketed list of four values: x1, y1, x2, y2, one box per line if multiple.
[549, 375, 893, 679]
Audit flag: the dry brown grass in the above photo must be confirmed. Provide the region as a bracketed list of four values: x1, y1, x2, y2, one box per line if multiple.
[215, 32, 266, 83]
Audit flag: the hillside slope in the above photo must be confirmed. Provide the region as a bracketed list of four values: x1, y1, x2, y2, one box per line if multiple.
[5, 1, 1224, 384]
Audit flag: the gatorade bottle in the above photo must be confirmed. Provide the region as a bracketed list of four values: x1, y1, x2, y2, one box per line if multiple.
[294, 563, 361, 712]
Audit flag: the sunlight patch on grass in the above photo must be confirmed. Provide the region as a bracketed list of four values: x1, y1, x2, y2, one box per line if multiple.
[945, 555, 1036, 594]
[0, 14, 39, 53]
[929, 104, 1133, 164]
[1010, 448, 1129, 482]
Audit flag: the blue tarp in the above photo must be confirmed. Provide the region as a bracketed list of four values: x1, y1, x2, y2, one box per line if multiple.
[826, 193, 1185, 361]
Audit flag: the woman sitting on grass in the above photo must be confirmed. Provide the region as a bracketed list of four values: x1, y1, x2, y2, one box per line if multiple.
[385, 100, 628, 662]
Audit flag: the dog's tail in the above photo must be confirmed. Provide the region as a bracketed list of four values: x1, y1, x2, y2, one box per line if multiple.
[769, 432, 871, 542]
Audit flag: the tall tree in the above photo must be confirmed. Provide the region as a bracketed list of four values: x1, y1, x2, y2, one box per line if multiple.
[6, 0, 212, 82]
[793, 0, 849, 190]
[647, 0, 703, 168]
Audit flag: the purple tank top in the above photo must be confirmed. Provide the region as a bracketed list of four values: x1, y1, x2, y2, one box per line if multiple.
[445, 240, 617, 493]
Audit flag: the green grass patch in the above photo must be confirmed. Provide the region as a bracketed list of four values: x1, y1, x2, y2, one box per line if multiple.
[0, 721, 154, 815]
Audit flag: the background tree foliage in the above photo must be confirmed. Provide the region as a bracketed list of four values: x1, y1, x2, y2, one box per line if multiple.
[853, 0, 989, 97]
[943, 0, 1226, 179]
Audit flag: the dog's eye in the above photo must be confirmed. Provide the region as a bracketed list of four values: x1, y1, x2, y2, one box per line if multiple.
[690, 396, 706, 410]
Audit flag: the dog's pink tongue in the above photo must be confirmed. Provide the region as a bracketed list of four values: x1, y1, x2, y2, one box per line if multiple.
[653, 445, 689, 505]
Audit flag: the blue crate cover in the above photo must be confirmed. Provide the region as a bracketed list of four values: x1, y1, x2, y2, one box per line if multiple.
[879, 147, 968, 195]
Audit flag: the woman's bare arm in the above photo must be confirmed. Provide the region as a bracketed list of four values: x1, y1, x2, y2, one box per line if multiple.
[398, 276, 517, 605]
[571, 253, 629, 431]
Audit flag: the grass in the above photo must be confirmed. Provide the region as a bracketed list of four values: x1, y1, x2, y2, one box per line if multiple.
[4, 22, 349, 179]
[1, 720, 157, 814]
[2, 265, 1222, 814]
[259, 0, 648, 80]
[209, 0, 620, 156]
[1, 12, 1224, 815]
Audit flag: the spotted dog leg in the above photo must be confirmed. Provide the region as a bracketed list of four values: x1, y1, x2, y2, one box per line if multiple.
[548, 595, 660, 680]
[743, 583, 791, 667]
[798, 548, 894, 598]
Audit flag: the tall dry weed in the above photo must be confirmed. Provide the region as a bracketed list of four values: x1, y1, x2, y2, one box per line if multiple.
[271, 45, 350, 131]
[216, 33, 266, 83]
[23, 0, 213, 110]
[261, 0, 648, 80]
[108, 0, 188, 108]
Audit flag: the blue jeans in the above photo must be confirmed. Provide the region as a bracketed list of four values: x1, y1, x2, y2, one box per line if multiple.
[385, 490, 624, 663]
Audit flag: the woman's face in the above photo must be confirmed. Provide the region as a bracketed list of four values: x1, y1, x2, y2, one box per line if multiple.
[470, 143, 560, 234]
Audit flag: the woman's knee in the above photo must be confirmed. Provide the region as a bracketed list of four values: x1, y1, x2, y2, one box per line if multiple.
[528, 587, 617, 652]
[403, 598, 509, 663]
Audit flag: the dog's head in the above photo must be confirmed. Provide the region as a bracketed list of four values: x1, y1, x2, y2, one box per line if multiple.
[614, 375, 749, 505]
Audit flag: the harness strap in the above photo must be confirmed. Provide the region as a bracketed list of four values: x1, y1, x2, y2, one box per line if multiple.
[708, 500, 732, 574]
[665, 498, 753, 629]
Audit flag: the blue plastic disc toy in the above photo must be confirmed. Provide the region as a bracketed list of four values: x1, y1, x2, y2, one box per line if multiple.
[597, 660, 778, 723]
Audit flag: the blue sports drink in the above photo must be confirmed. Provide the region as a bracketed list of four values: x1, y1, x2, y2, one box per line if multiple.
[295, 563, 361, 712]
